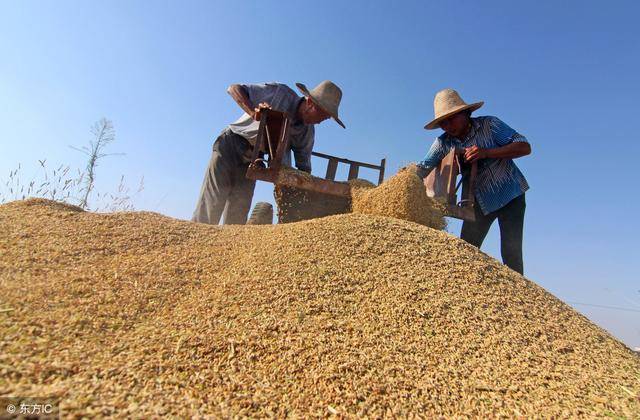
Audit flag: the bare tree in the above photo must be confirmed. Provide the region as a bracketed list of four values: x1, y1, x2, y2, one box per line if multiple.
[1, 117, 142, 212]
[70, 118, 122, 209]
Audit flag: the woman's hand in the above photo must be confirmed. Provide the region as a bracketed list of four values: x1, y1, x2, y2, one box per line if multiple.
[463, 145, 488, 163]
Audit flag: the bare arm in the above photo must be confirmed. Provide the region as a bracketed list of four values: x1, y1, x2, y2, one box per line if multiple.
[227, 84, 256, 119]
[464, 142, 531, 163]
[487, 142, 531, 159]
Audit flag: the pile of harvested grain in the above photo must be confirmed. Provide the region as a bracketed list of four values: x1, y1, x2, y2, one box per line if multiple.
[1, 199, 639, 417]
[347, 178, 376, 189]
[351, 165, 446, 230]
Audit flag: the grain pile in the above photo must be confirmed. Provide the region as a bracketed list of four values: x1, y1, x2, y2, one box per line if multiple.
[1, 199, 639, 418]
[351, 165, 446, 230]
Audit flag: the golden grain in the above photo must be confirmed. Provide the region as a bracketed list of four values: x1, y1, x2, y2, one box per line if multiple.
[351, 165, 446, 230]
[0, 198, 638, 418]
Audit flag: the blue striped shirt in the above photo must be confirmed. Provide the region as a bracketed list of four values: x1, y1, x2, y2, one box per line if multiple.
[418, 116, 529, 215]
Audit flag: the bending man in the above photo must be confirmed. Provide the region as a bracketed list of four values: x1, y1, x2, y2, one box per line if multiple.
[192, 81, 345, 225]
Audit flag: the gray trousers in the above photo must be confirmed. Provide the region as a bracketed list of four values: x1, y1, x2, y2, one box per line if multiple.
[192, 130, 256, 225]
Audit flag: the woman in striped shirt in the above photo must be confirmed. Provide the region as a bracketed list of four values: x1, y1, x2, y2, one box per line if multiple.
[417, 89, 532, 274]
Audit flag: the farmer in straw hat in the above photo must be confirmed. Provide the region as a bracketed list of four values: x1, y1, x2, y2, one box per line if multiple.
[192, 81, 345, 225]
[416, 88, 531, 274]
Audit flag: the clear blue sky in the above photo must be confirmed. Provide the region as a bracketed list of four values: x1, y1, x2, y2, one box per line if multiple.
[1, 1, 639, 348]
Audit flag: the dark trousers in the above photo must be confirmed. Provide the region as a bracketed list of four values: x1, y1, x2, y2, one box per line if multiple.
[191, 130, 256, 225]
[460, 194, 526, 274]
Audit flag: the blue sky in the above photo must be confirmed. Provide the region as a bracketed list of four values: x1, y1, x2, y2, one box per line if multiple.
[1, 1, 639, 348]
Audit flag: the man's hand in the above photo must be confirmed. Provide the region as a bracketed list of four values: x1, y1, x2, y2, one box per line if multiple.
[463, 146, 488, 163]
[253, 102, 272, 121]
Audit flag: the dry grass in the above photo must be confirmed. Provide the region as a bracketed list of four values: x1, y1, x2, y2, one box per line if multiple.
[351, 165, 446, 230]
[1, 198, 639, 418]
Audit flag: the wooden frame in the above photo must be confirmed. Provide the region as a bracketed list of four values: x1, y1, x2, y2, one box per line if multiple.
[311, 152, 386, 186]
[245, 109, 386, 197]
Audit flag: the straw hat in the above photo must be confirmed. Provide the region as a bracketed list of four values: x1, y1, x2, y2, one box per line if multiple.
[424, 88, 484, 130]
[296, 81, 346, 128]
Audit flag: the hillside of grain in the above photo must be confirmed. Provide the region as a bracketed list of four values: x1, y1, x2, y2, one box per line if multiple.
[0, 199, 638, 418]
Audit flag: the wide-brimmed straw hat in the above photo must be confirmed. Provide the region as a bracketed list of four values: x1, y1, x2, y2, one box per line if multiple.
[296, 80, 346, 128]
[424, 88, 484, 130]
